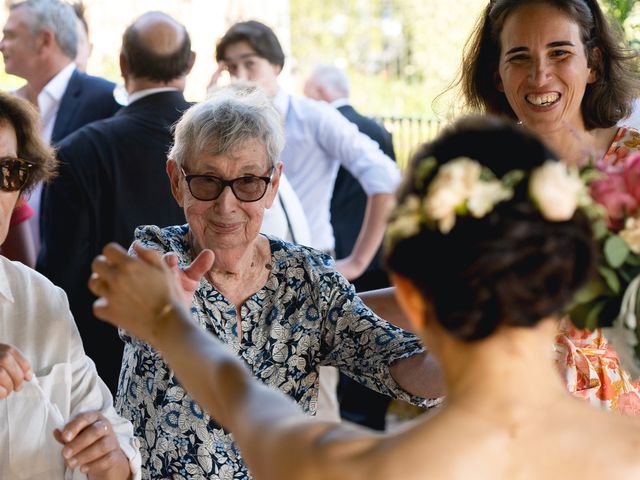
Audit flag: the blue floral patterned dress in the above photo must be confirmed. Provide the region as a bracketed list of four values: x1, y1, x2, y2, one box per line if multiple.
[116, 225, 429, 479]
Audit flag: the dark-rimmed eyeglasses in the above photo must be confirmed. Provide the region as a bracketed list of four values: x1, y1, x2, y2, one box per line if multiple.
[181, 168, 274, 202]
[0, 157, 34, 192]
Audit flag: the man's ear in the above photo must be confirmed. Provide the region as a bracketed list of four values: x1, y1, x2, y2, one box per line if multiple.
[166, 159, 184, 208]
[318, 85, 332, 102]
[36, 30, 53, 54]
[186, 51, 196, 75]
[119, 52, 128, 78]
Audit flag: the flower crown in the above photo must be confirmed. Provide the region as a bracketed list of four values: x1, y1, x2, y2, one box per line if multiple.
[385, 156, 589, 248]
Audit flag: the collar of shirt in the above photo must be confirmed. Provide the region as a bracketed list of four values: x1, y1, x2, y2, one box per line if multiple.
[126, 87, 180, 106]
[272, 87, 290, 119]
[38, 62, 76, 143]
[329, 98, 349, 109]
[0, 257, 15, 303]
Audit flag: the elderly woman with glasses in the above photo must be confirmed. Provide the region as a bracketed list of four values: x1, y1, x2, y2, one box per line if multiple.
[0, 93, 140, 479]
[113, 86, 442, 479]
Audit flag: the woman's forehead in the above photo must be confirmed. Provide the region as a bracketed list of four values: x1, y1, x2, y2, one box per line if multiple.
[187, 139, 269, 172]
[500, 4, 582, 44]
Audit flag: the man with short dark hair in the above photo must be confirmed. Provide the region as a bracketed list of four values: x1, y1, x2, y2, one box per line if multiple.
[37, 11, 194, 393]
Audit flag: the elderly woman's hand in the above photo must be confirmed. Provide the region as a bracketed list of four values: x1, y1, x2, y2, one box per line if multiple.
[162, 249, 214, 306]
[89, 242, 213, 345]
[0, 343, 32, 399]
[54, 411, 130, 479]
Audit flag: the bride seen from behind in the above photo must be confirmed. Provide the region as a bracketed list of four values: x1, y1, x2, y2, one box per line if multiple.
[89, 116, 640, 479]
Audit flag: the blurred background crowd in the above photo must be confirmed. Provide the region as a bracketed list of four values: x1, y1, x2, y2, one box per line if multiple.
[2, 0, 635, 167]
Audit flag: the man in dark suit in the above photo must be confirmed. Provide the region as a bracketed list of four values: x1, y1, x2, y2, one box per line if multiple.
[0, 0, 120, 252]
[37, 11, 194, 393]
[50, 68, 119, 143]
[304, 64, 397, 431]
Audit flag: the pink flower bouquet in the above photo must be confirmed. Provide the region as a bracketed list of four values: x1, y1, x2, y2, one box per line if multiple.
[570, 152, 640, 366]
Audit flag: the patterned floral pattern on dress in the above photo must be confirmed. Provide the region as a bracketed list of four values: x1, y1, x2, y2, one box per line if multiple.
[603, 126, 640, 165]
[555, 126, 640, 415]
[116, 225, 430, 479]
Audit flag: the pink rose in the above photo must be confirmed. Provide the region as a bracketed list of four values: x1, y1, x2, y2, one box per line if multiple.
[591, 171, 638, 229]
[623, 152, 640, 203]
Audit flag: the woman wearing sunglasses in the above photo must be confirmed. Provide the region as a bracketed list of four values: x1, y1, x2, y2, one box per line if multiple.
[0, 92, 140, 479]
[111, 86, 442, 479]
[93, 116, 640, 479]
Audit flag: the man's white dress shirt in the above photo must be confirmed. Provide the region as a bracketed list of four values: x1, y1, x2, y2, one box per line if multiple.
[24, 62, 77, 248]
[273, 88, 400, 252]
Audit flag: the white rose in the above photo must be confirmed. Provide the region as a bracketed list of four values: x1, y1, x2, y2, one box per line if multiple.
[388, 195, 423, 240]
[424, 158, 480, 228]
[385, 194, 424, 245]
[529, 162, 582, 221]
[620, 217, 640, 254]
[467, 180, 513, 218]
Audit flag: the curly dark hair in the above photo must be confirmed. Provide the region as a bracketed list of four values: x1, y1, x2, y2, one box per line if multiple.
[460, 0, 639, 129]
[0, 92, 56, 193]
[385, 116, 596, 341]
[215, 20, 285, 69]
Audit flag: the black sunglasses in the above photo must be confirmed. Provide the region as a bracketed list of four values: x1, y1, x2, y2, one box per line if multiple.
[0, 157, 34, 192]
[181, 168, 274, 202]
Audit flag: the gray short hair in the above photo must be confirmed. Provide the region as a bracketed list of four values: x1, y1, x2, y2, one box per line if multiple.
[309, 64, 350, 99]
[11, 0, 78, 59]
[170, 86, 284, 169]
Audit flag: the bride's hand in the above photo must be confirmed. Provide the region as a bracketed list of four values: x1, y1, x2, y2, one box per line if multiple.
[89, 242, 214, 343]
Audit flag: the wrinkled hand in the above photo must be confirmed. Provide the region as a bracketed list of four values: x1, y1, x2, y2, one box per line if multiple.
[0, 344, 32, 399]
[89, 242, 214, 344]
[162, 248, 215, 306]
[54, 411, 130, 479]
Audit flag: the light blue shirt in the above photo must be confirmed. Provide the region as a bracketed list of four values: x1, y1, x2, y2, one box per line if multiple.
[273, 89, 400, 252]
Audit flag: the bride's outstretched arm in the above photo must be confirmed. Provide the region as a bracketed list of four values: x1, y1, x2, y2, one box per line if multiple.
[89, 242, 378, 479]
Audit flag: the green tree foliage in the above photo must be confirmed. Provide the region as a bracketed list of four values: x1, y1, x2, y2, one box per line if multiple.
[290, 0, 484, 118]
[600, 0, 640, 47]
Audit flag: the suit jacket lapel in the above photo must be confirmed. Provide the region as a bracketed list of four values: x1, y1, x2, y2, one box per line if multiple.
[51, 69, 81, 144]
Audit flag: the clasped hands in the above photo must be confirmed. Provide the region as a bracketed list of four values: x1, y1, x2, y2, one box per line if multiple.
[88, 242, 214, 346]
[0, 345, 128, 479]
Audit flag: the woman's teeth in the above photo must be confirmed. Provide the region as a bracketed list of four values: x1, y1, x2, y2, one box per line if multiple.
[526, 93, 560, 106]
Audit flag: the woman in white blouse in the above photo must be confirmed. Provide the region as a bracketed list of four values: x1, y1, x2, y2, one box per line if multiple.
[0, 92, 140, 479]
